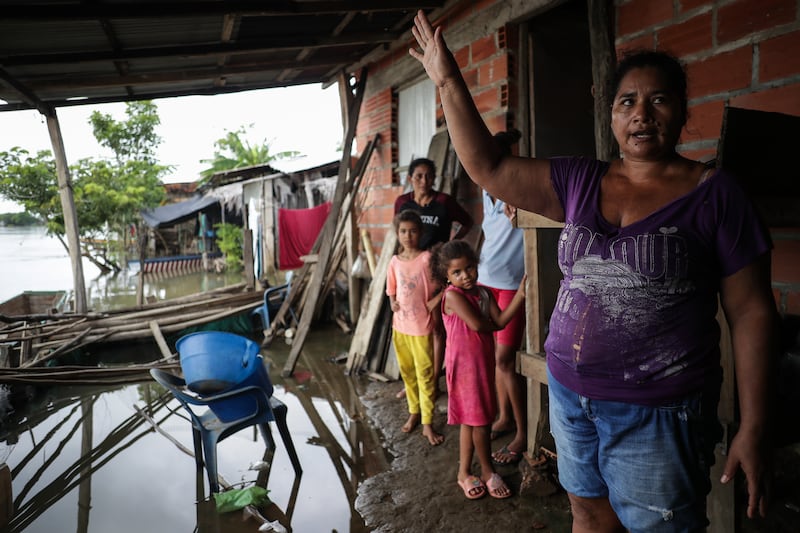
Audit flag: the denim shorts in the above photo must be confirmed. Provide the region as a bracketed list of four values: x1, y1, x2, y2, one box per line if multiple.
[547, 366, 721, 533]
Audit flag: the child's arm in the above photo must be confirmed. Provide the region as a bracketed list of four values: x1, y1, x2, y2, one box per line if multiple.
[426, 288, 442, 313]
[487, 275, 527, 328]
[444, 290, 496, 332]
[386, 260, 400, 313]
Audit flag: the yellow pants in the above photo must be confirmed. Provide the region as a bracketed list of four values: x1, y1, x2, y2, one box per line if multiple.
[392, 330, 435, 424]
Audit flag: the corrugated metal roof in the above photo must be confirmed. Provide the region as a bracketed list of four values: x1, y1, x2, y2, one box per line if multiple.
[0, 1, 445, 113]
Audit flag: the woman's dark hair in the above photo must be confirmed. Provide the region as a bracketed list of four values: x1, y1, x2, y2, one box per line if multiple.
[611, 50, 688, 122]
[408, 157, 436, 177]
[393, 209, 423, 232]
[430, 240, 479, 285]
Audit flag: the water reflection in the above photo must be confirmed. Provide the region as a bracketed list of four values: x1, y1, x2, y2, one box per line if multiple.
[0, 326, 391, 532]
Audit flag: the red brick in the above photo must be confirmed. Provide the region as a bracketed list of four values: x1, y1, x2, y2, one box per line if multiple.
[683, 99, 726, 143]
[679, 0, 711, 12]
[453, 46, 470, 70]
[617, 0, 674, 38]
[471, 34, 497, 64]
[772, 239, 800, 284]
[717, 0, 796, 44]
[363, 89, 392, 114]
[759, 30, 800, 82]
[472, 86, 501, 114]
[686, 46, 752, 99]
[617, 33, 656, 56]
[658, 12, 712, 57]
[462, 66, 479, 89]
[478, 55, 509, 86]
[730, 83, 800, 117]
[483, 113, 507, 135]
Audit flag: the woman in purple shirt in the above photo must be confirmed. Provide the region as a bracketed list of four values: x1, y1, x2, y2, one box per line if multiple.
[410, 11, 777, 533]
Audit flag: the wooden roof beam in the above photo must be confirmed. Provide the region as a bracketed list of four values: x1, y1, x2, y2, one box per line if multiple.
[2, 1, 444, 20]
[0, 76, 331, 112]
[1, 33, 399, 67]
[0, 66, 53, 116]
[22, 58, 351, 92]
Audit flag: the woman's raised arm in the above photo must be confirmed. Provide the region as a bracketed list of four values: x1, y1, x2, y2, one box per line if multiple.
[409, 10, 562, 221]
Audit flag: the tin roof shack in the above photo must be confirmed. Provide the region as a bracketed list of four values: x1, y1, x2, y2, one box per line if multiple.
[203, 157, 340, 285]
[136, 194, 243, 273]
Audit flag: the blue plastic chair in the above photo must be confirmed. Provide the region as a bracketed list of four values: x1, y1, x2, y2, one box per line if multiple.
[150, 331, 302, 493]
[251, 273, 298, 332]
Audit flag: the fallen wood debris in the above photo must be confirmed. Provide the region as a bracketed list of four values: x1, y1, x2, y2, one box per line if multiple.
[0, 360, 179, 385]
[0, 284, 261, 368]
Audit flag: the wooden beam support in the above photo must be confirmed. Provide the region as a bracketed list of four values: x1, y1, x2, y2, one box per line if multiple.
[281, 68, 368, 377]
[587, 0, 617, 161]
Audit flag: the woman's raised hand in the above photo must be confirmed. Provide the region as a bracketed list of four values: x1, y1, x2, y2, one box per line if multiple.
[408, 10, 459, 88]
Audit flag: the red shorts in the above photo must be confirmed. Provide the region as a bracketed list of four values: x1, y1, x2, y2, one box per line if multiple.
[484, 285, 525, 348]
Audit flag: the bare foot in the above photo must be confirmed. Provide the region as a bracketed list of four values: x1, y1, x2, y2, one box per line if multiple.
[422, 424, 444, 446]
[396, 388, 407, 399]
[401, 413, 420, 433]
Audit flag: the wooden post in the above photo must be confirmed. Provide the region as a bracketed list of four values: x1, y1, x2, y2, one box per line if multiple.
[360, 229, 376, 277]
[243, 228, 255, 290]
[517, 212, 563, 455]
[136, 222, 146, 306]
[346, 231, 396, 375]
[587, 0, 617, 161]
[45, 110, 87, 313]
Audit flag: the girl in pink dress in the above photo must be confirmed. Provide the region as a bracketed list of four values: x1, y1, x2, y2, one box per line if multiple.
[431, 240, 526, 500]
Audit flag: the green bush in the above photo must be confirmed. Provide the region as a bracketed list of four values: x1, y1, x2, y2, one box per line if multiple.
[214, 222, 243, 271]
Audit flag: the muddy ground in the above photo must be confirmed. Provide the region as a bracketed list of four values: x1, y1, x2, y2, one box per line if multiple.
[355, 376, 573, 533]
[353, 375, 800, 533]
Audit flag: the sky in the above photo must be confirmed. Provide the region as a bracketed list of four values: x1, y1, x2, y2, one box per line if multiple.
[0, 83, 344, 212]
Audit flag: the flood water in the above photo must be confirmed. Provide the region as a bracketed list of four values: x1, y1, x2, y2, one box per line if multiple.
[0, 226, 390, 532]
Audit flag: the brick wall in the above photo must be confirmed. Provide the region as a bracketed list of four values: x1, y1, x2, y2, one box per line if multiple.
[615, 0, 800, 314]
[355, 0, 799, 312]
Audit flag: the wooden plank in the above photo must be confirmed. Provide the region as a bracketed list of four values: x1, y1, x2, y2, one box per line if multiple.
[427, 129, 450, 191]
[282, 70, 367, 377]
[346, 230, 396, 375]
[243, 228, 255, 290]
[0, 463, 11, 529]
[524, 228, 562, 353]
[516, 209, 564, 229]
[149, 320, 173, 361]
[518, 351, 548, 385]
[587, 0, 617, 161]
[360, 229, 376, 276]
[46, 111, 87, 313]
[520, 226, 562, 457]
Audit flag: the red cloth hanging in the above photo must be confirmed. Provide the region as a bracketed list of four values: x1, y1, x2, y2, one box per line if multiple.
[278, 202, 331, 270]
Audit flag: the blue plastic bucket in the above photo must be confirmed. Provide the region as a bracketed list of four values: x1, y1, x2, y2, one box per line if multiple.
[176, 331, 274, 422]
[177, 330, 270, 386]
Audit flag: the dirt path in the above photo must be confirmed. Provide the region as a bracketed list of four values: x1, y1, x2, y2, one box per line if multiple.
[355, 379, 573, 532]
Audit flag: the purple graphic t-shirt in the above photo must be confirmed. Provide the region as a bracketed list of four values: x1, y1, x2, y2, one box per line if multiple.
[545, 157, 771, 405]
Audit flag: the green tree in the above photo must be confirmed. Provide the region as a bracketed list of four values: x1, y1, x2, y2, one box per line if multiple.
[214, 222, 244, 271]
[0, 101, 168, 273]
[199, 125, 300, 182]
